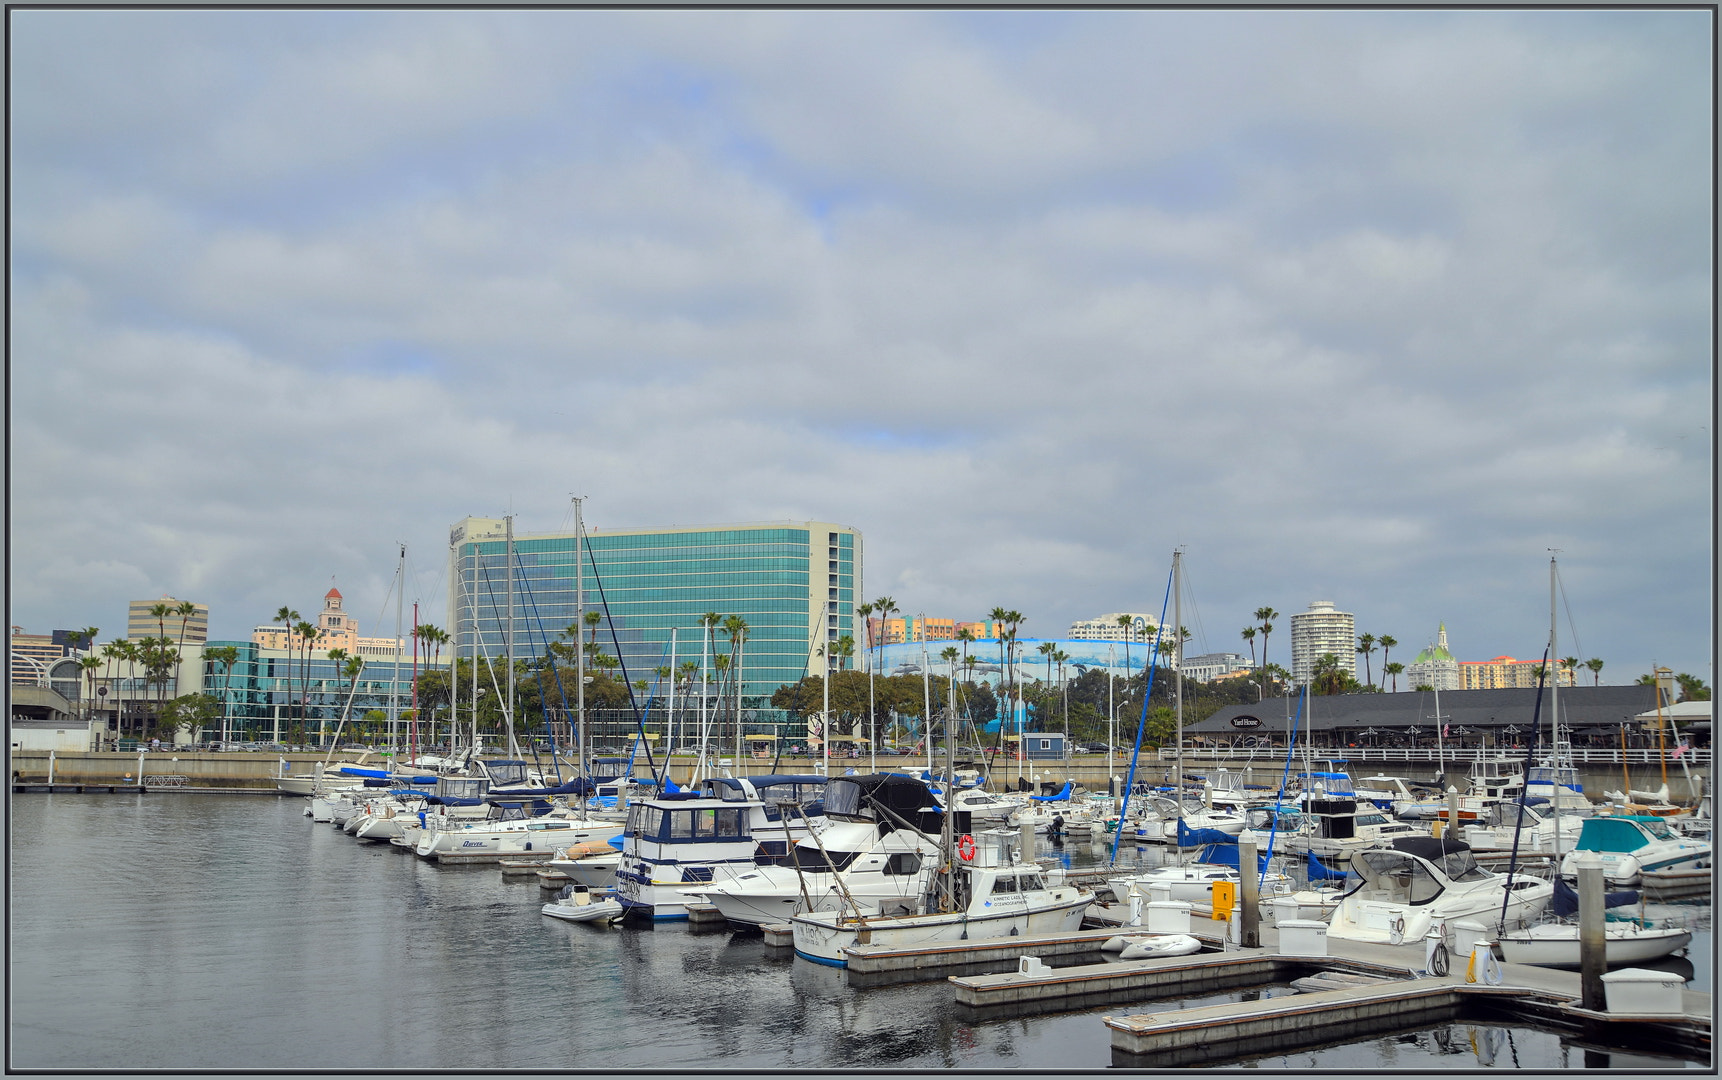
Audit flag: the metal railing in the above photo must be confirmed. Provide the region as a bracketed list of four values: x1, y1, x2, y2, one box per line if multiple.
[1153, 745, 1712, 768]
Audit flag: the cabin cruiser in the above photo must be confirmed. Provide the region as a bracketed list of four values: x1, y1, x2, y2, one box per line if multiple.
[1524, 761, 1591, 812]
[1557, 815, 1712, 886]
[945, 787, 1021, 827]
[1128, 796, 1247, 842]
[1327, 836, 1553, 946]
[413, 799, 624, 858]
[1461, 798, 1586, 855]
[788, 831, 1091, 967]
[1270, 797, 1427, 858]
[1106, 843, 1292, 905]
[612, 774, 828, 920]
[685, 773, 945, 928]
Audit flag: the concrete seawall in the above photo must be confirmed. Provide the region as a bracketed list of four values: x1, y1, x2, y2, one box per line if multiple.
[8, 750, 1700, 801]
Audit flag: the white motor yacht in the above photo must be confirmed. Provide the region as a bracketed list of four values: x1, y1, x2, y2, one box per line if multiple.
[688, 774, 945, 928]
[613, 774, 828, 920]
[1556, 815, 1712, 887]
[1327, 836, 1554, 946]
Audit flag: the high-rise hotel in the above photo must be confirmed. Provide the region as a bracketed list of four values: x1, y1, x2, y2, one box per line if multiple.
[448, 517, 861, 710]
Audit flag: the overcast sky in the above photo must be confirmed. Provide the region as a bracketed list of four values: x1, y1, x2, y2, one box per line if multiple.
[9, 9, 1713, 685]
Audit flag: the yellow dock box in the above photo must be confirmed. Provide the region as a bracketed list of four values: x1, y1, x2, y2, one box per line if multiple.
[1211, 880, 1235, 922]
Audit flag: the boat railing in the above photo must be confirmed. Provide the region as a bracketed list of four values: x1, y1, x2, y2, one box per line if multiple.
[1158, 745, 1712, 767]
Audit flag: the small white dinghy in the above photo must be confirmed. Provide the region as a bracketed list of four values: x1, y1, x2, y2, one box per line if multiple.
[1100, 933, 1203, 960]
[542, 885, 623, 924]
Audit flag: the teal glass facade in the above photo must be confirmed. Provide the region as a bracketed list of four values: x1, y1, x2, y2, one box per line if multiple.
[201, 641, 424, 741]
[451, 521, 860, 709]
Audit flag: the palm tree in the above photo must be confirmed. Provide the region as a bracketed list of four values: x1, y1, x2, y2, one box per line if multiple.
[1383, 661, 1405, 693]
[295, 619, 320, 739]
[206, 644, 240, 743]
[169, 600, 197, 705]
[1675, 673, 1711, 702]
[274, 606, 301, 735]
[1557, 656, 1579, 687]
[835, 634, 855, 672]
[989, 606, 1010, 723]
[1053, 648, 1071, 740]
[1254, 607, 1279, 700]
[1356, 632, 1377, 689]
[1311, 653, 1346, 696]
[857, 602, 876, 668]
[1377, 635, 1397, 679]
[1585, 658, 1604, 686]
[78, 655, 101, 725]
[1038, 640, 1055, 686]
[723, 615, 750, 754]
[1241, 626, 1257, 670]
[98, 638, 128, 745]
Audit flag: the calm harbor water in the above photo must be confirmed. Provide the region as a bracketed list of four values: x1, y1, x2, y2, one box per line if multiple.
[7, 793, 1710, 1072]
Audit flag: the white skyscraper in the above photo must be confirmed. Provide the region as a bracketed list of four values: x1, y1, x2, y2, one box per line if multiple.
[1289, 600, 1357, 685]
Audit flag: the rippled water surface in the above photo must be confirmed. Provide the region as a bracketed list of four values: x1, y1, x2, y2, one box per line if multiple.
[7, 794, 1710, 1072]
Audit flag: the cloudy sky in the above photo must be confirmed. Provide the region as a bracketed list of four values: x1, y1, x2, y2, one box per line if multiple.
[9, 9, 1713, 685]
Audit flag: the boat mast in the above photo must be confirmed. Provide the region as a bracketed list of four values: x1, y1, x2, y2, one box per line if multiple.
[505, 515, 518, 758]
[392, 543, 404, 755]
[945, 673, 961, 910]
[574, 497, 586, 786]
[820, 604, 830, 778]
[1173, 549, 1183, 800]
[666, 627, 677, 766]
[921, 618, 933, 776]
[1549, 553, 1561, 857]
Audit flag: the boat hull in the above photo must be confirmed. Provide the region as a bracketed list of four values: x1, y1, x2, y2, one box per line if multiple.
[789, 891, 1091, 967]
[1496, 923, 1692, 968]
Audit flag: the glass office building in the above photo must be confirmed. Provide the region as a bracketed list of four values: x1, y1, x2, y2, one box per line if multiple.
[448, 517, 861, 714]
[199, 642, 426, 744]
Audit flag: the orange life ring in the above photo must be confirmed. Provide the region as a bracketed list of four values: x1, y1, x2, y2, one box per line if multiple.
[957, 834, 977, 862]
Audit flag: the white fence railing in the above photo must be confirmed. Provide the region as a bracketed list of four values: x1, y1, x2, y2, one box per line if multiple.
[1154, 746, 1712, 768]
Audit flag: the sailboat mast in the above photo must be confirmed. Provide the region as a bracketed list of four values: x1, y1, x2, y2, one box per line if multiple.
[940, 669, 959, 912]
[505, 515, 517, 758]
[574, 497, 586, 783]
[1549, 553, 1562, 857]
[392, 543, 404, 754]
[667, 627, 677, 765]
[1173, 549, 1183, 798]
[821, 605, 830, 778]
[921, 620, 933, 776]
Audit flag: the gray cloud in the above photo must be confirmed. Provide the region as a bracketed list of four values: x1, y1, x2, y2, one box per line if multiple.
[9, 9, 1711, 684]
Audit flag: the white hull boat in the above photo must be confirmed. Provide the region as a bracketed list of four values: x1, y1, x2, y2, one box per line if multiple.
[789, 834, 1091, 967]
[1328, 836, 1553, 946]
[1557, 815, 1711, 887]
[614, 775, 828, 920]
[1495, 921, 1692, 968]
[688, 777, 946, 928]
[541, 886, 623, 924]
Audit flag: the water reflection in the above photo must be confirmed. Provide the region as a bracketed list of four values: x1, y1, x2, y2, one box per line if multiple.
[6, 794, 1711, 1073]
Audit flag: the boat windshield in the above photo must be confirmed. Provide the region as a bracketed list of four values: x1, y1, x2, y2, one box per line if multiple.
[787, 846, 860, 872]
[1354, 851, 1445, 905]
[1434, 848, 1490, 882]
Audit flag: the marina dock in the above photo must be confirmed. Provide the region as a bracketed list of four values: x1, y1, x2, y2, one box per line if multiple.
[780, 908, 1709, 1066]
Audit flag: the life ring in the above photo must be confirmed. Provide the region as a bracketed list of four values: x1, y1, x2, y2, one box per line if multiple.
[957, 834, 977, 862]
